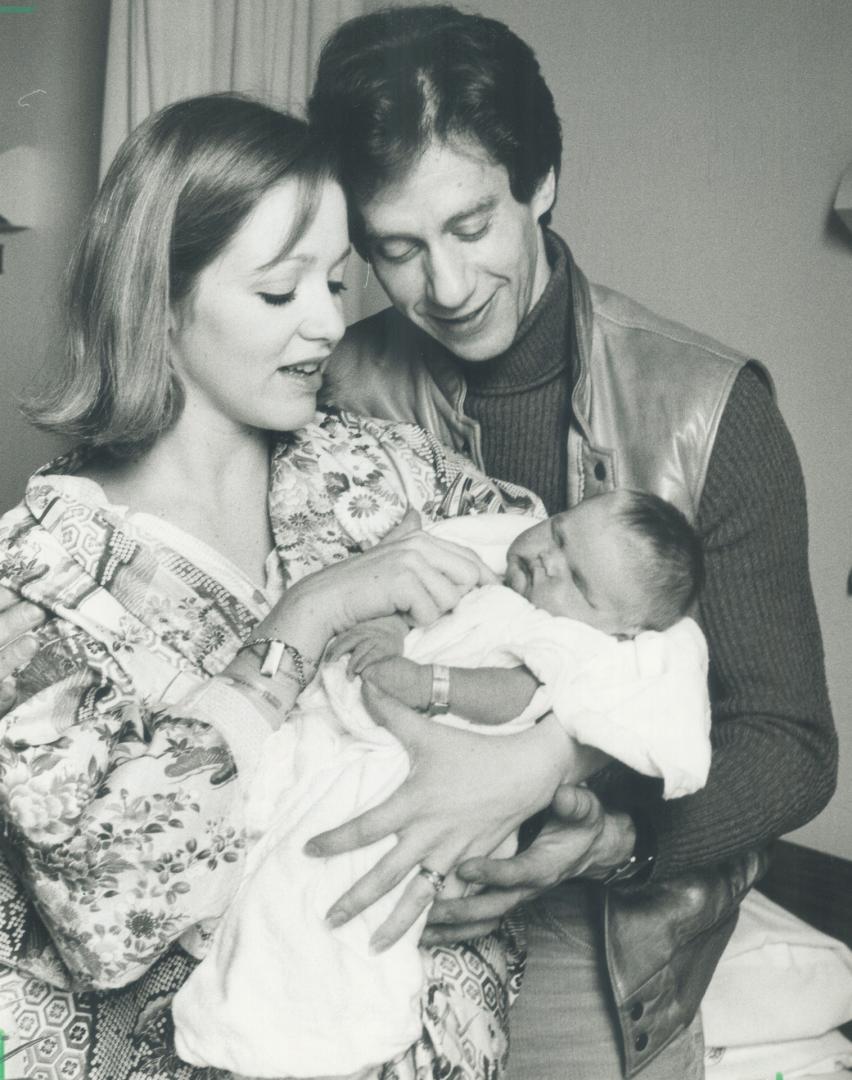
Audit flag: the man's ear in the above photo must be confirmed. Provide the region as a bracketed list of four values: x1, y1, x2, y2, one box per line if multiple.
[531, 167, 557, 221]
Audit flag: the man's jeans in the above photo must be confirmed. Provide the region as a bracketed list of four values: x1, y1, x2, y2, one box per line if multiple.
[506, 882, 705, 1080]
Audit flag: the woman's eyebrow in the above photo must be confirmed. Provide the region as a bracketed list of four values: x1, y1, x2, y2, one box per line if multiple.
[254, 244, 352, 278]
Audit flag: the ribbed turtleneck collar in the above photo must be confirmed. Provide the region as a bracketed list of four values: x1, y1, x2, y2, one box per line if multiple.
[458, 230, 572, 396]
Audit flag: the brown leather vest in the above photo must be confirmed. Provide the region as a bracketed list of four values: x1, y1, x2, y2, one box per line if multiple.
[325, 241, 771, 1075]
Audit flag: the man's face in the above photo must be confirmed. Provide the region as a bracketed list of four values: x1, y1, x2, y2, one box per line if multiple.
[359, 139, 555, 361]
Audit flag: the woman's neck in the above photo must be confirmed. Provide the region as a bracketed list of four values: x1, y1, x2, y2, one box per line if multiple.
[85, 412, 276, 587]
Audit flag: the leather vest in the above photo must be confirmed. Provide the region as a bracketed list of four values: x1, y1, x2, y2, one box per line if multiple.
[325, 240, 771, 1075]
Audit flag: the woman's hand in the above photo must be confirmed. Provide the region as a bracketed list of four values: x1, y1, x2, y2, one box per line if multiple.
[0, 586, 46, 714]
[422, 787, 637, 946]
[304, 684, 577, 951]
[260, 530, 496, 661]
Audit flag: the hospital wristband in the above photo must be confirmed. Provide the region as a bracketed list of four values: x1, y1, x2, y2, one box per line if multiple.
[426, 664, 451, 716]
[237, 637, 318, 690]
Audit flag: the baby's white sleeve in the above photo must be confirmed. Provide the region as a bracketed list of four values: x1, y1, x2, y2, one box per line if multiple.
[514, 616, 712, 798]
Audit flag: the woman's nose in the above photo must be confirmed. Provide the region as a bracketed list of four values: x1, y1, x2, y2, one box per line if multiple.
[301, 285, 346, 346]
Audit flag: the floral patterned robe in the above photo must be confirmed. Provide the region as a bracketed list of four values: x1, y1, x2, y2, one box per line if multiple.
[0, 410, 536, 1080]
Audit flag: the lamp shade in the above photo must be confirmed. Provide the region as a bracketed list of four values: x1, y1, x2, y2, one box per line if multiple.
[0, 214, 27, 234]
[835, 161, 852, 235]
[0, 146, 39, 228]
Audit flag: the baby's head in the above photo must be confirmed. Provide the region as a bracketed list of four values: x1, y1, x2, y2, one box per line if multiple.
[504, 490, 704, 636]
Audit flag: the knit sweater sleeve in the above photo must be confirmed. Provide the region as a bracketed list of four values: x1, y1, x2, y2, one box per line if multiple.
[631, 366, 837, 878]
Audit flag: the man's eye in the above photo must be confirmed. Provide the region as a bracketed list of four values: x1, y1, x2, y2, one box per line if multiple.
[456, 221, 490, 242]
[374, 239, 418, 263]
[259, 291, 296, 306]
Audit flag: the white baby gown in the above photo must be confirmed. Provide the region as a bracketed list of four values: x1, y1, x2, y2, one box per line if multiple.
[173, 515, 711, 1077]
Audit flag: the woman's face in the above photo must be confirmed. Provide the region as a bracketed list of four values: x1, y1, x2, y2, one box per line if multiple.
[170, 178, 349, 435]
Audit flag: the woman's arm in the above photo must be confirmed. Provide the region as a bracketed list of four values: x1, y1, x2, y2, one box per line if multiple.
[0, 528, 496, 988]
[0, 585, 45, 713]
[0, 631, 263, 991]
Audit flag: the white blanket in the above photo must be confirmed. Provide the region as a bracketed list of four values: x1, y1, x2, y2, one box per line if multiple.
[173, 515, 711, 1077]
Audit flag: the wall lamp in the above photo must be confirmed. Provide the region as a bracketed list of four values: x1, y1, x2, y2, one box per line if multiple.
[835, 162, 852, 237]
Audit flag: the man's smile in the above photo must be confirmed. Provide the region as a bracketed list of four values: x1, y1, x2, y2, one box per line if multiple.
[423, 292, 497, 336]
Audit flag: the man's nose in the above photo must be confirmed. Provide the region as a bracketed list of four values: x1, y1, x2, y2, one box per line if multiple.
[425, 245, 475, 310]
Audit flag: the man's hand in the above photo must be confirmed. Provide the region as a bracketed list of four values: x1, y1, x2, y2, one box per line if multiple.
[421, 785, 636, 946]
[0, 585, 46, 715]
[304, 685, 575, 951]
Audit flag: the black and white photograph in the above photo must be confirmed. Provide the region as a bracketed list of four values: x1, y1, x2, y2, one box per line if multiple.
[1, 3, 851, 1079]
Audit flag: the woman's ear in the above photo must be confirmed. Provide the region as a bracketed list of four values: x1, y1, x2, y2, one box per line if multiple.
[532, 167, 557, 222]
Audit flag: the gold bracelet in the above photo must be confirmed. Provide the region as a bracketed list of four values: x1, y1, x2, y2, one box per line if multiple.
[237, 637, 318, 690]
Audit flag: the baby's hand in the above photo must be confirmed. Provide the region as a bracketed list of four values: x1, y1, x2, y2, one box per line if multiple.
[361, 657, 431, 712]
[327, 615, 410, 679]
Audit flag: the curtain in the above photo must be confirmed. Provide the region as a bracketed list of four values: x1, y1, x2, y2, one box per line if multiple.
[99, 0, 385, 321]
[101, 0, 364, 173]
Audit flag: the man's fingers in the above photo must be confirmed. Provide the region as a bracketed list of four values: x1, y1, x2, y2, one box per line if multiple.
[455, 848, 558, 891]
[550, 783, 600, 824]
[420, 919, 501, 947]
[427, 886, 533, 926]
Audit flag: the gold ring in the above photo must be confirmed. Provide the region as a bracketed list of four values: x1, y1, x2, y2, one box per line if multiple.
[418, 866, 447, 893]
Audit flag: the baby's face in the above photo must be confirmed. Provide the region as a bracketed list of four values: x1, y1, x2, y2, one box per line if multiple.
[505, 494, 644, 635]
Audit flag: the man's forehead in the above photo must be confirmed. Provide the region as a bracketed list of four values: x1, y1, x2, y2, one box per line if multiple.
[358, 138, 511, 234]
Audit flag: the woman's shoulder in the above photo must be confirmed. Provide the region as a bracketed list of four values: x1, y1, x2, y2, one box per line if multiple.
[279, 406, 428, 446]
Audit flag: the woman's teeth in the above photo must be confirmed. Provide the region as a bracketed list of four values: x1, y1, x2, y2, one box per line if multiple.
[282, 362, 320, 376]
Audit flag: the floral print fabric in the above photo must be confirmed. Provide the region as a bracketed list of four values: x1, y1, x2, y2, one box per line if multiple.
[0, 409, 538, 1079]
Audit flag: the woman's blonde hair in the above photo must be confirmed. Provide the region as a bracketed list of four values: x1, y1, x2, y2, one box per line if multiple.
[24, 93, 335, 456]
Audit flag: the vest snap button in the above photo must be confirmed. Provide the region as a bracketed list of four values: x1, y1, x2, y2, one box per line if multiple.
[634, 1032, 649, 1052]
[594, 461, 606, 481]
[630, 1002, 644, 1022]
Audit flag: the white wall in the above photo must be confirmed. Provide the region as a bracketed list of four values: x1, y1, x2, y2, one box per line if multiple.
[469, 0, 852, 857]
[2, 1, 850, 858]
[0, 0, 110, 506]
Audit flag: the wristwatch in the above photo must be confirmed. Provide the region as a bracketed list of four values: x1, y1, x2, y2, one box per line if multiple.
[600, 809, 657, 886]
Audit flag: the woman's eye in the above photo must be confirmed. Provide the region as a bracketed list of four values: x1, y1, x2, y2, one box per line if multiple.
[259, 291, 296, 306]
[329, 281, 348, 296]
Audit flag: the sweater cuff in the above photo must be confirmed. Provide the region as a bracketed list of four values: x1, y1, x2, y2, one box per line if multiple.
[179, 678, 275, 788]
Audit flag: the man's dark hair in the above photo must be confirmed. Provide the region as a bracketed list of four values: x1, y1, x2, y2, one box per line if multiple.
[308, 4, 562, 249]
[615, 490, 705, 631]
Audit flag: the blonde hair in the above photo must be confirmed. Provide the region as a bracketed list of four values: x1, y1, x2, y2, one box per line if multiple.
[24, 94, 335, 457]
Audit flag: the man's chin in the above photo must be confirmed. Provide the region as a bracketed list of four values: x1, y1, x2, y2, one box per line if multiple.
[424, 323, 516, 363]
